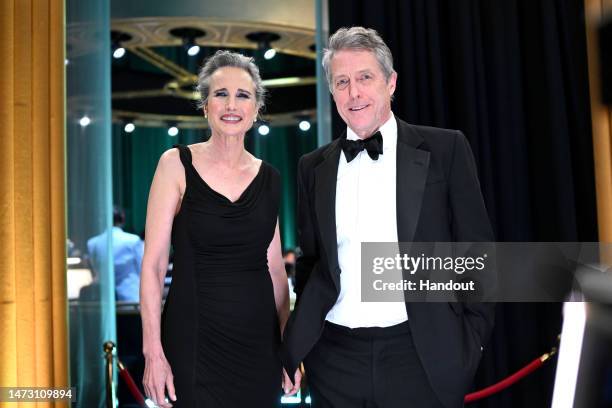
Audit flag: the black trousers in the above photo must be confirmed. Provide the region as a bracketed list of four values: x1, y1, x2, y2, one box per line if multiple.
[304, 321, 445, 408]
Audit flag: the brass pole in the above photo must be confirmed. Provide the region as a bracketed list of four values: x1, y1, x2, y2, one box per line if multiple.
[104, 341, 116, 408]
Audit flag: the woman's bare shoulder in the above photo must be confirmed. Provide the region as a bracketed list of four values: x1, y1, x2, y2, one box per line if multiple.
[156, 147, 185, 180]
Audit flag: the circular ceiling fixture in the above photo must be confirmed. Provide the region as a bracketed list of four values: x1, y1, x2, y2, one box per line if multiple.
[246, 31, 281, 60]
[111, 30, 132, 59]
[170, 27, 207, 57]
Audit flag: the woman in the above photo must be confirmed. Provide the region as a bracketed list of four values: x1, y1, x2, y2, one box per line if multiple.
[140, 50, 300, 408]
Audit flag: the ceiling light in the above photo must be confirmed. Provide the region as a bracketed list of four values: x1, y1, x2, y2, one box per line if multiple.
[187, 44, 200, 57]
[246, 32, 281, 60]
[111, 31, 132, 60]
[168, 126, 179, 137]
[169, 27, 206, 57]
[298, 120, 311, 131]
[263, 48, 276, 60]
[112, 47, 126, 59]
[258, 125, 270, 136]
[124, 122, 135, 133]
[79, 116, 91, 127]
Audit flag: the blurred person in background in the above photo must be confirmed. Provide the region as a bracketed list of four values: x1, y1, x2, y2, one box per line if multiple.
[87, 205, 143, 302]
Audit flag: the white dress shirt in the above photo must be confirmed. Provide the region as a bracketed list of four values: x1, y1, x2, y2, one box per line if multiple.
[326, 115, 408, 328]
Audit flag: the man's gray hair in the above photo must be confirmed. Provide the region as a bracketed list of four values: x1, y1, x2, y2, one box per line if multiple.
[322, 26, 395, 91]
[196, 50, 266, 111]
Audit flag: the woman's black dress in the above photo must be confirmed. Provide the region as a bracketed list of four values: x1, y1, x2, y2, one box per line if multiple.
[161, 145, 282, 407]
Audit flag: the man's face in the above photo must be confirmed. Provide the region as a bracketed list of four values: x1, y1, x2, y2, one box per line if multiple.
[330, 49, 397, 139]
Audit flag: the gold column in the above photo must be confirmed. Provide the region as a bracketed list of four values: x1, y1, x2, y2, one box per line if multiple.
[0, 0, 68, 406]
[585, 0, 612, 249]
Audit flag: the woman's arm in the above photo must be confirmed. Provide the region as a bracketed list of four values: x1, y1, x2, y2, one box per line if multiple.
[267, 219, 302, 395]
[267, 219, 289, 334]
[140, 148, 184, 408]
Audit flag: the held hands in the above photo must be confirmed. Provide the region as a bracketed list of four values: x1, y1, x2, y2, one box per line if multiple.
[143, 352, 177, 408]
[282, 367, 302, 396]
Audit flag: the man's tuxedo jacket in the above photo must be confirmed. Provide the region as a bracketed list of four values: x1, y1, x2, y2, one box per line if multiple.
[281, 117, 495, 408]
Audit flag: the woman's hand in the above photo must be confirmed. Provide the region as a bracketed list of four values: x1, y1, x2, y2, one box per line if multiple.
[143, 352, 176, 408]
[282, 367, 302, 396]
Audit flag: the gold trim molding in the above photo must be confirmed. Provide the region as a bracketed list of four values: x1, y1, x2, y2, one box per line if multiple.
[68, 17, 316, 59]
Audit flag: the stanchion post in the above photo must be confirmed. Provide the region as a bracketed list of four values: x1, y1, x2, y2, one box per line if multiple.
[104, 341, 116, 408]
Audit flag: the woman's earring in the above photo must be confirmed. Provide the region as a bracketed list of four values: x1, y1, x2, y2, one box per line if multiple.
[204, 110, 208, 119]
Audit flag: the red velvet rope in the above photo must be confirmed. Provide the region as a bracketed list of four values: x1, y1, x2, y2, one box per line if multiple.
[117, 360, 147, 407]
[115, 351, 555, 405]
[464, 356, 546, 403]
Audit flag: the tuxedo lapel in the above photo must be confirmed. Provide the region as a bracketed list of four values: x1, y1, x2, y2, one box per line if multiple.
[395, 119, 430, 243]
[314, 139, 342, 291]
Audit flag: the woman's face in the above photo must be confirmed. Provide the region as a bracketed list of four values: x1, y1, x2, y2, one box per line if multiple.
[205, 66, 258, 138]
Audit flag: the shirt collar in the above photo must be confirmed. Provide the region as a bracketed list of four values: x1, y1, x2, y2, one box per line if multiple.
[346, 113, 397, 151]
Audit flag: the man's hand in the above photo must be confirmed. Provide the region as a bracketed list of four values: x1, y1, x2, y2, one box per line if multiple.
[282, 367, 303, 396]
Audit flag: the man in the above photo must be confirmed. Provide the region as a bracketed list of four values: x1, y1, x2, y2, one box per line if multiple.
[87, 206, 144, 302]
[281, 27, 494, 408]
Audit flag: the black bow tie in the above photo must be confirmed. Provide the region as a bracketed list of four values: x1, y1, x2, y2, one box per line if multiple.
[340, 131, 383, 163]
